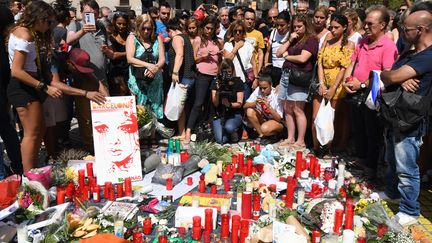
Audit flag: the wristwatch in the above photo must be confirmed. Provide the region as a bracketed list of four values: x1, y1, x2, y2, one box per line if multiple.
[36, 82, 48, 92]
[360, 83, 367, 89]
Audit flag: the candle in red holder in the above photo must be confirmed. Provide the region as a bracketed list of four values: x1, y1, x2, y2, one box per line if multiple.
[93, 185, 101, 202]
[333, 209, 344, 235]
[377, 224, 388, 238]
[246, 158, 253, 176]
[124, 177, 132, 196]
[142, 218, 152, 235]
[88, 176, 96, 190]
[200, 174, 205, 181]
[192, 216, 202, 240]
[180, 151, 189, 163]
[204, 208, 213, 233]
[357, 237, 366, 243]
[345, 198, 354, 230]
[238, 153, 245, 174]
[158, 236, 168, 243]
[285, 176, 297, 208]
[199, 180, 206, 193]
[239, 220, 249, 243]
[281, 195, 286, 201]
[253, 194, 261, 220]
[311, 230, 321, 243]
[66, 182, 75, 198]
[210, 184, 217, 194]
[166, 178, 173, 191]
[314, 163, 321, 178]
[220, 214, 229, 239]
[117, 183, 123, 198]
[295, 151, 302, 178]
[310, 158, 316, 178]
[224, 181, 230, 192]
[231, 215, 241, 243]
[57, 188, 65, 205]
[187, 177, 193, 186]
[232, 154, 238, 172]
[255, 142, 261, 152]
[86, 162, 94, 178]
[241, 191, 252, 219]
[132, 231, 142, 243]
[104, 181, 112, 199]
[109, 187, 115, 201]
[78, 169, 85, 187]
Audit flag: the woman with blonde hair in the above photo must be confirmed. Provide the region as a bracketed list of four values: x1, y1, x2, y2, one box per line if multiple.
[313, 6, 330, 49]
[126, 14, 165, 146]
[7, 1, 62, 171]
[343, 9, 362, 46]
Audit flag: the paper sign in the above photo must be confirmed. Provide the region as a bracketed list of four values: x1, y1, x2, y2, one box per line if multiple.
[91, 96, 142, 185]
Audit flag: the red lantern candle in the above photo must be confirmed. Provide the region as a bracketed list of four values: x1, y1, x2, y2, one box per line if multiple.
[255, 142, 261, 152]
[311, 230, 321, 243]
[204, 208, 213, 233]
[86, 163, 94, 178]
[232, 154, 238, 172]
[239, 220, 249, 243]
[104, 181, 112, 199]
[158, 236, 168, 243]
[314, 163, 321, 178]
[78, 169, 85, 187]
[199, 180, 206, 193]
[93, 185, 101, 202]
[210, 184, 217, 194]
[66, 182, 75, 198]
[187, 177, 193, 186]
[231, 215, 241, 243]
[192, 216, 202, 240]
[166, 178, 173, 191]
[345, 198, 354, 230]
[132, 232, 142, 243]
[333, 209, 344, 235]
[117, 183, 123, 198]
[295, 151, 302, 178]
[246, 158, 253, 176]
[109, 187, 115, 201]
[220, 214, 230, 238]
[143, 218, 152, 235]
[238, 153, 244, 175]
[224, 181, 230, 192]
[241, 191, 252, 219]
[57, 188, 65, 205]
[285, 176, 296, 208]
[124, 177, 132, 196]
[310, 158, 316, 178]
[180, 151, 189, 163]
[377, 224, 388, 238]
[253, 194, 261, 220]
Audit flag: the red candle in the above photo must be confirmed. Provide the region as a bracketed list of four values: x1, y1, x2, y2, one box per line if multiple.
[357, 237, 366, 243]
[132, 232, 142, 243]
[124, 177, 132, 196]
[200, 174, 205, 181]
[199, 180, 206, 193]
[314, 163, 321, 178]
[239, 220, 249, 243]
[224, 181, 230, 192]
[180, 151, 189, 163]
[285, 176, 297, 208]
[295, 151, 302, 178]
[66, 182, 75, 198]
[57, 188, 65, 205]
[109, 187, 115, 201]
[158, 236, 168, 243]
[238, 153, 244, 175]
[377, 224, 388, 238]
[253, 194, 261, 220]
[232, 154, 238, 173]
[88, 176, 96, 190]
[210, 184, 217, 194]
[246, 158, 253, 176]
[204, 208, 213, 233]
[187, 177, 193, 185]
[104, 181, 112, 199]
[241, 191, 252, 219]
[310, 158, 316, 178]
[220, 214, 229, 238]
[345, 198, 354, 230]
[333, 209, 344, 235]
[93, 185, 101, 202]
[143, 218, 152, 235]
[255, 143, 261, 152]
[86, 163, 94, 178]
[166, 178, 173, 191]
[231, 215, 241, 243]
[311, 230, 321, 243]
[192, 216, 202, 240]
[78, 169, 85, 187]
[203, 232, 211, 243]
[117, 183, 123, 198]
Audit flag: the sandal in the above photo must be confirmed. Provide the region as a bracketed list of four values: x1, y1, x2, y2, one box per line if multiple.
[279, 139, 295, 148]
[291, 143, 306, 151]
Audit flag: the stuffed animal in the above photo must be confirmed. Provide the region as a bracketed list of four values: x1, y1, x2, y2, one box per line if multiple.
[204, 164, 219, 185]
[259, 164, 278, 186]
[259, 186, 276, 213]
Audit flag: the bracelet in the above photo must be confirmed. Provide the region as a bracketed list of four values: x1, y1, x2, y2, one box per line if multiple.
[172, 72, 179, 76]
[84, 91, 88, 98]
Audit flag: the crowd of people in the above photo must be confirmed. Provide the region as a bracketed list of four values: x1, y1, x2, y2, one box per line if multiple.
[0, 0, 431, 226]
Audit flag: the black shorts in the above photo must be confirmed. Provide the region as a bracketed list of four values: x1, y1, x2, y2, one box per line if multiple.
[7, 77, 47, 107]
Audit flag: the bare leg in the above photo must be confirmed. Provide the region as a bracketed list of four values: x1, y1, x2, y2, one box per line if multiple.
[16, 102, 45, 172]
[311, 96, 322, 150]
[261, 120, 284, 136]
[284, 101, 296, 143]
[246, 108, 264, 136]
[292, 101, 306, 146]
[176, 110, 186, 140]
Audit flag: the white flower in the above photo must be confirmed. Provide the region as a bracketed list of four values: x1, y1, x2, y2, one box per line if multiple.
[159, 219, 168, 225]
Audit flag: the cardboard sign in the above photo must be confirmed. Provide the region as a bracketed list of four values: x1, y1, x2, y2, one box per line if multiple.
[91, 96, 142, 185]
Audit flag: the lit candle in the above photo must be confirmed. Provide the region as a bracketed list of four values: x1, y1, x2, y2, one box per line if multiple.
[117, 183, 123, 198]
[166, 178, 173, 191]
[204, 208, 213, 233]
[241, 191, 252, 219]
[231, 215, 241, 243]
[345, 197, 354, 230]
[86, 163, 94, 178]
[333, 209, 344, 235]
[104, 181, 112, 199]
[285, 176, 297, 208]
[295, 151, 302, 178]
[124, 177, 132, 196]
[78, 169, 85, 187]
[56, 188, 65, 205]
[220, 214, 229, 239]
[192, 216, 202, 241]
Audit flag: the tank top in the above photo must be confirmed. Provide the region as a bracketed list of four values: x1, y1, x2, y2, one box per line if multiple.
[168, 34, 196, 79]
[196, 39, 219, 76]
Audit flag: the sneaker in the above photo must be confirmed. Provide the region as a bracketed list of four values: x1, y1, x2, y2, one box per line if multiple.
[394, 212, 419, 226]
[377, 191, 401, 204]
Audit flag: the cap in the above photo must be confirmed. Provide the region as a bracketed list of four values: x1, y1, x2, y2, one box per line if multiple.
[68, 48, 94, 73]
[193, 9, 205, 21]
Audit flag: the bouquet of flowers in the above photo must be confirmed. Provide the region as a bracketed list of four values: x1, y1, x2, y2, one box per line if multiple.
[299, 198, 343, 233]
[15, 178, 49, 222]
[340, 178, 372, 201]
[137, 105, 174, 138]
[24, 166, 52, 189]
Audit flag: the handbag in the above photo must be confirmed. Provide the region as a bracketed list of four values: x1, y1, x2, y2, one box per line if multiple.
[306, 63, 319, 102]
[233, 41, 254, 83]
[345, 49, 369, 106]
[133, 37, 155, 82]
[288, 68, 314, 87]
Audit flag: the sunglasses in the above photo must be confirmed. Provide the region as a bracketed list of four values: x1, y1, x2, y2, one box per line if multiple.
[142, 27, 153, 31]
[234, 29, 244, 33]
[114, 12, 129, 18]
[398, 8, 407, 12]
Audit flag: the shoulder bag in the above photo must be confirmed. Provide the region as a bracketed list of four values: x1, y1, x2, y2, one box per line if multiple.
[133, 36, 155, 82]
[233, 41, 254, 83]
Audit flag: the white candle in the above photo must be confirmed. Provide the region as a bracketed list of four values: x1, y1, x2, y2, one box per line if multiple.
[17, 224, 28, 243]
[337, 161, 346, 191]
[297, 190, 305, 205]
[343, 229, 355, 243]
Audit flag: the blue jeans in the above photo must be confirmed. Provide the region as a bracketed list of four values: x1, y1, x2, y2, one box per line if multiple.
[384, 125, 425, 216]
[243, 82, 253, 101]
[181, 77, 195, 94]
[212, 113, 243, 144]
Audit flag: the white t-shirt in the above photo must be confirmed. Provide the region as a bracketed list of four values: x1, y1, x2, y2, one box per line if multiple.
[349, 32, 362, 47]
[269, 29, 289, 68]
[217, 23, 229, 40]
[319, 31, 331, 50]
[8, 34, 37, 72]
[224, 41, 254, 83]
[246, 87, 283, 119]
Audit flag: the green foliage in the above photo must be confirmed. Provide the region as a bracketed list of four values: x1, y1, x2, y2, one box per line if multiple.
[188, 140, 232, 164]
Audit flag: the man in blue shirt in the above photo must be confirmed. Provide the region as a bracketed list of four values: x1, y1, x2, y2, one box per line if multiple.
[380, 10, 432, 226]
[156, 1, 171, 45]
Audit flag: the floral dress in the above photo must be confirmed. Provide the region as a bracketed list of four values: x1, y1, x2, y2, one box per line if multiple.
[317, 45, 353, 100]
[128, 36, 164, 119]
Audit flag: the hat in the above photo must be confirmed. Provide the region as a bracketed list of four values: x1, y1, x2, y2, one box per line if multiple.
[68, 48, 94, 73]
[193, 9, 205, 21]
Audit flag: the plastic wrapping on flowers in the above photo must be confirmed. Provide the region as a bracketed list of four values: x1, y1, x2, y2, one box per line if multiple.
[298, 198, 343, 233]
[137, 105, 174, 138]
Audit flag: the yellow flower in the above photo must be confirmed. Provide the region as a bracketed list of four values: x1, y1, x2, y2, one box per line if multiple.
[66, 167, 76, 181]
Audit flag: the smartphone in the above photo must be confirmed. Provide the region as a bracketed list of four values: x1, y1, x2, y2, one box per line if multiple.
[84, 12, 96, 25]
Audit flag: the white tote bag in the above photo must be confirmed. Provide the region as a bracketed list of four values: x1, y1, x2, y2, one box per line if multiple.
[314, 99, 335, 146]
[164, 82, 188, 121]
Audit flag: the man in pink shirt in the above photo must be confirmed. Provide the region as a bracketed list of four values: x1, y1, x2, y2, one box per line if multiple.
[342, 5, 398, 179]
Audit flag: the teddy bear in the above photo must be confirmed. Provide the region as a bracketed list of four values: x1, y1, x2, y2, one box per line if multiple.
[204, 164, 219, 185]
[259, 185, 276, 213]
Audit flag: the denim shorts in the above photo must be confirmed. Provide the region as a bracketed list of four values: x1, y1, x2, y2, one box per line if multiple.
[278, 69, 308, 102]
[181, 77, 195, 93]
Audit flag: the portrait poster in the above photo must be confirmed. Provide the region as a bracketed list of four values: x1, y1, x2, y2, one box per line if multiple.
[91, 96, 142, 185]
